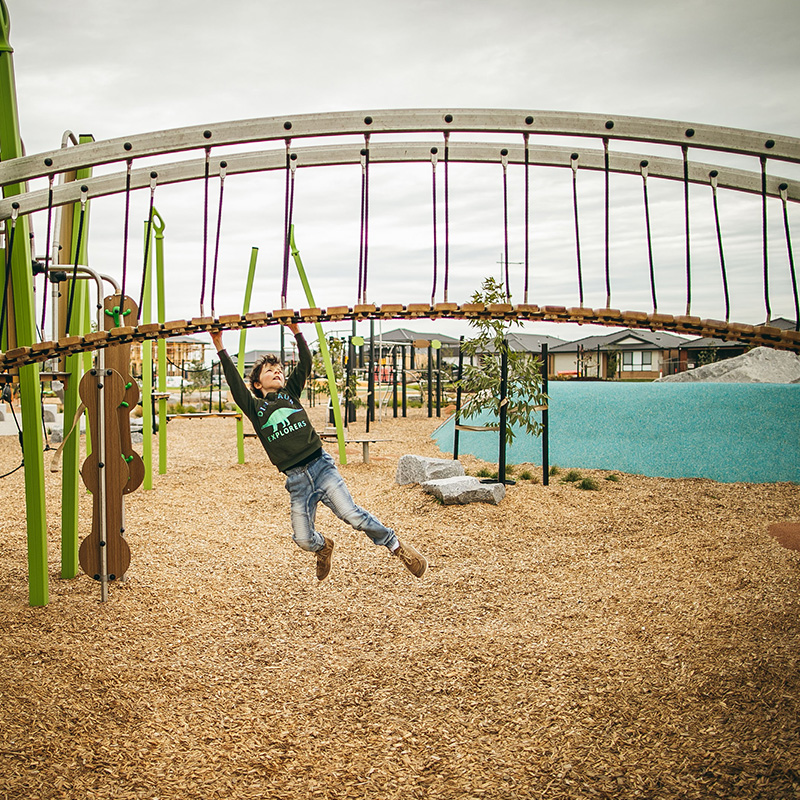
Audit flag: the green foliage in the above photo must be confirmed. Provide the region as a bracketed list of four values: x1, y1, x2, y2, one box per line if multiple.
[518, 469, 535, 481]
[185, 359, 210, 394]
[561, 469, 582, 483]
[312, 337, 358, 402]
[549, 465, 560, 476]
[458, 277, 546, 445]
[169, 403, 198, 414]
[696, 347, 719, 366]
[579, 477, 600, 491]
[605, 473, 621, 482]
[606, 349, 620, 378]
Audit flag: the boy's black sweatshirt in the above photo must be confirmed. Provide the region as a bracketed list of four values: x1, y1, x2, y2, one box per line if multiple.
[218, 334, 323, 472]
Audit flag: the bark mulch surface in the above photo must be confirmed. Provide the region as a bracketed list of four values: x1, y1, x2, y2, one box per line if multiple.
[1, 408, 799, 800]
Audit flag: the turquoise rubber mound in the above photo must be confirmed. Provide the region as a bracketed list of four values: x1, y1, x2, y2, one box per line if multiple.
[433, 382, 800, 484]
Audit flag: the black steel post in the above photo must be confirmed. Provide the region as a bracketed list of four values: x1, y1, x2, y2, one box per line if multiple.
[345, 337, 352, 427]
[453, 336, 464, 459]
[499, 339, 508, 483]
[542, 342, 550, 486]
[401, 346, 407, 417]
[427, 343, 433, 418]
[436, 346, 442, 417]
[367, 321, 375, 431]
[392, 346, 398, 418]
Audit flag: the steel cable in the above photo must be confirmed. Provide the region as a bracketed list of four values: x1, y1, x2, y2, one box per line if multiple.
[640, 161, 658, 312]
[137, 171, 158, 316]
[210, 161, 228, 318]
[571, 153, 584, 307]
[779, 183, 799, 331]
[709, 170, 731, 322]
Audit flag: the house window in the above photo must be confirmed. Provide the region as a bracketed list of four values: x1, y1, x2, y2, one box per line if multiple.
[622, 351, 653, 371]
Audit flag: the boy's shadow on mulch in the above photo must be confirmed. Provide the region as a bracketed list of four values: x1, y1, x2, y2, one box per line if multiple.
[768, 523, 800, 552]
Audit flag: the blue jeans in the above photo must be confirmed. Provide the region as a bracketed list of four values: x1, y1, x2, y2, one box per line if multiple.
[284, 451, 398, 552]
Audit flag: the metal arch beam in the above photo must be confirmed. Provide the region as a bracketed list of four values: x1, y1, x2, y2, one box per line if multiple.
[2, 304, 799, 370]
[2, 140, 799, 220]
[1, 108, 798, 188]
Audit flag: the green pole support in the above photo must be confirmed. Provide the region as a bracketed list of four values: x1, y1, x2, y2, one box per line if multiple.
[1, 1, 47, 605]
[153, 209, 167, 474]
[236, 247, 259, 464]
[288, 226, 346, 465]
[60, 142, 93, 580]
[142, 221, 154, 489]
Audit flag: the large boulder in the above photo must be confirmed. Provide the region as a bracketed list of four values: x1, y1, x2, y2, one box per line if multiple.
[395, 454, 465, 485]
[657, 346, 800, 383]
[422, 475, 506, 505]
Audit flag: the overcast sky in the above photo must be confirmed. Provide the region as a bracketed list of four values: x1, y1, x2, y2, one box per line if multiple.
[5, 0, 800, 350]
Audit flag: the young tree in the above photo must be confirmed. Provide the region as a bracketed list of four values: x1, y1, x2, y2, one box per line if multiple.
[458, 277, 546, 443]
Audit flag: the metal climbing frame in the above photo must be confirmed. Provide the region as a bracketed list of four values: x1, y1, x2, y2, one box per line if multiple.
[2, 104, 800, 607]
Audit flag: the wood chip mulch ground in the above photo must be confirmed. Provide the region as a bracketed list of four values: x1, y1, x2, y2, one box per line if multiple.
[1, 406, 799, 800]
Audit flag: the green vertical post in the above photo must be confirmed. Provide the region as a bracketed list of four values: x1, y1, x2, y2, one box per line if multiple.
[0, 2, 48, 605]
[153, 209, 167, 474]
[141, 221, 154, 489]
[61, 144, 93, 580]
[236, 247, 259, 464]
[288, 226, 347, 464]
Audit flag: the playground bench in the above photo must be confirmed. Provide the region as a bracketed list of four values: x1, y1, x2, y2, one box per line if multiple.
[319, 432, 391, 464]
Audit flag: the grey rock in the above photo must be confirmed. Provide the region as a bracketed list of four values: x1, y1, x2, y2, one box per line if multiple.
[396, 454, 465, 485]
[657, 346, 800, 383]
[422, 475, 506, 505]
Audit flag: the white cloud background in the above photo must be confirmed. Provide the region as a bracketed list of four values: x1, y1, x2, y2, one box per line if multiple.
[4, 0, 800, 349]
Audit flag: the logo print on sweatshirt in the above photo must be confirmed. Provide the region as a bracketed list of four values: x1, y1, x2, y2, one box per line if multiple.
[262, 406, 302, 433]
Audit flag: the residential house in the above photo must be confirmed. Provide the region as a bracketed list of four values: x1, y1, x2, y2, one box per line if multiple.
[549, 329, 689, 380]
[130, 335, 207, 381]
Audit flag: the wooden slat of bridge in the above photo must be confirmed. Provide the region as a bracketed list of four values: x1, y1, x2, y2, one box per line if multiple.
[1, 304, 798, 370]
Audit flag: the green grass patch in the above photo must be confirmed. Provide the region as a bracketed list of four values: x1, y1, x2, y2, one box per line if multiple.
[579, 477, 600, 491]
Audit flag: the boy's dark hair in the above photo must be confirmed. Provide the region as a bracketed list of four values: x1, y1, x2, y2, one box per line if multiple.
[249, 353, 282, 398]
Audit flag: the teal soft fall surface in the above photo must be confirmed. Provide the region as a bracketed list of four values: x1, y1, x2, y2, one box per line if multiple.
[434, 382, 800, 483]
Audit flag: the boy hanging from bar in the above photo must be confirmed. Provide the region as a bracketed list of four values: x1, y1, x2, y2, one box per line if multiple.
[210, 324, 427, 580]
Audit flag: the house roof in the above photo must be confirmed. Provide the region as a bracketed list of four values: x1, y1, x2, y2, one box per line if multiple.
[235, 349, 283, 370]
[548, 328, 689, 353]
[377, 328, 461, 347]
[166, 335, 207, 344]
[679, 337, 745, 349]
[767, 317, 798, 331]
[482, 332, 566, 353]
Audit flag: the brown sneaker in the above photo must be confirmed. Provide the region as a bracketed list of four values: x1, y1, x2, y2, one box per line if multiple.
[316, 537, 334, 581]
[394, 540, 427, 578]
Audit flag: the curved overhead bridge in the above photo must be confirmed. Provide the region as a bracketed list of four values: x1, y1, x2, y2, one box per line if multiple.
[1, 304, 798, 372]
[2, 108, 800, 368]
[2, 106, 799, 610]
